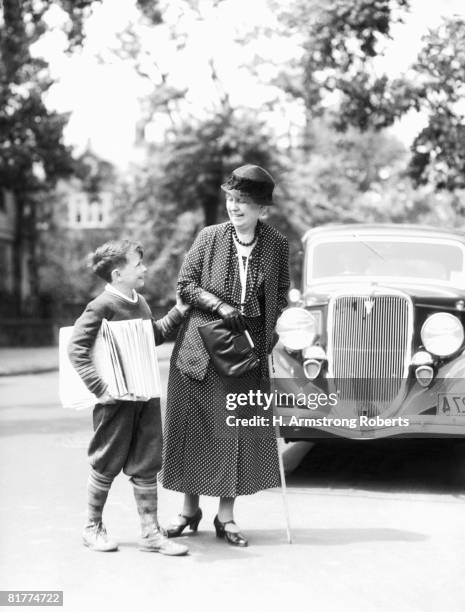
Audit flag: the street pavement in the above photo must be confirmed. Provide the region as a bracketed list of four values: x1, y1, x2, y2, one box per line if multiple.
[1, 369, 465, 612]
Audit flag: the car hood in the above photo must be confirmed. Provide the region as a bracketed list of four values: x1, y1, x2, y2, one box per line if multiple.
[304, 280, 465, 306]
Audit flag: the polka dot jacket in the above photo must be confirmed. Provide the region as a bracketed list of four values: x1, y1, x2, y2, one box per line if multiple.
[175, 220, 290, 381]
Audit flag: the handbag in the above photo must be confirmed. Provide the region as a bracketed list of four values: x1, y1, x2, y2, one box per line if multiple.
[197, 319, 260, 378]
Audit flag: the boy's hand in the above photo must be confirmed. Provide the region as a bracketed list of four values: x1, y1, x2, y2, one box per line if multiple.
[97, 390, 117, 405]
[175, 290, 191, 316]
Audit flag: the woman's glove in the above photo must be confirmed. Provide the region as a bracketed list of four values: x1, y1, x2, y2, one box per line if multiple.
[195, 289, 246, 332]
[216, 302, 246, 332]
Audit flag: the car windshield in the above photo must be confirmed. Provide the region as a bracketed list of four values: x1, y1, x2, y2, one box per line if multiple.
[308, 237, 465, 284]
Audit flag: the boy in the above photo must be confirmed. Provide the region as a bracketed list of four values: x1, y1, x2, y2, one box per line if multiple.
[68, 239, 188, 556]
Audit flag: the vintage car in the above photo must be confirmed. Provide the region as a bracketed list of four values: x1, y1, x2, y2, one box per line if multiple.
[272, 224, 465, 439]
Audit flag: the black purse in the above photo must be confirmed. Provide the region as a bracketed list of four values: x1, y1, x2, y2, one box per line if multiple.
[197, 319, 260, 378]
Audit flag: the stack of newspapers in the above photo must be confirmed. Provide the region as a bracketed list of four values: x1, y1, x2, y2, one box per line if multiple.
[59, 318, 162, 410]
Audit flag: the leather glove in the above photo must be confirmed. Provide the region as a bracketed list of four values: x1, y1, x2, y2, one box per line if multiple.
[195, 290, 246, 332]
[216, 302, 246, 333]
[196, 289, 223, 313]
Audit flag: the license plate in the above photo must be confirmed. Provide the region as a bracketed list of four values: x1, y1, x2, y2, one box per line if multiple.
[438, 393, 465, 416]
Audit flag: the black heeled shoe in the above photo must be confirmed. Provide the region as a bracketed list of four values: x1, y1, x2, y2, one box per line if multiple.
[214, 515, 248, 547]
[165, 508, 202, 538]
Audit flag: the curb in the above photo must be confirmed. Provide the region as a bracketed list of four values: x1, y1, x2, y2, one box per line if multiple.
[0, 354, 173, 378]
[0, 367, 58, 377]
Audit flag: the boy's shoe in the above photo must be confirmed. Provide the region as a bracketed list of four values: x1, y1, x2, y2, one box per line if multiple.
[82, 521, 118, 552]
[139, 520, 188, 556]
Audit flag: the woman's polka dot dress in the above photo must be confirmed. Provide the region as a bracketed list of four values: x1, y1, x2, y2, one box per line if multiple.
[160, 222, 285, 497]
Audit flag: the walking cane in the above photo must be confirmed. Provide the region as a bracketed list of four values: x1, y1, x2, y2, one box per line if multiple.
[268, 354, 293, 544]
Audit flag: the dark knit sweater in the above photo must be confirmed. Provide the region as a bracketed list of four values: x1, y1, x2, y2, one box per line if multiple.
[68, 290, 183, 397]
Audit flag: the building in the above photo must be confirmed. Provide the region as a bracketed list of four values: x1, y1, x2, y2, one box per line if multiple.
[61, 180, 114, 230]
[58, 149, 118, 230]
[45, 152, 121, 322]
[0, 149, 121, 343]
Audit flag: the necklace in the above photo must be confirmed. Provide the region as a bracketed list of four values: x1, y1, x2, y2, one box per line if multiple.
[227, 224, 262, 310]
[233, 227, 258, 247]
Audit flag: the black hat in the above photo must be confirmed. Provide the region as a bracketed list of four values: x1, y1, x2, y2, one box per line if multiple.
[221, 164, 275, 205]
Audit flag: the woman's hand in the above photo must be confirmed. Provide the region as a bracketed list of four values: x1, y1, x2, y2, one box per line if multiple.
[176, 290, 191, 316]
[216, 302, 246, 332]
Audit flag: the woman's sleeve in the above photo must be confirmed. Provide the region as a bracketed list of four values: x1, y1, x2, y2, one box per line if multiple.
[277, 236, 290, 317]
[177, 228, 211, 306]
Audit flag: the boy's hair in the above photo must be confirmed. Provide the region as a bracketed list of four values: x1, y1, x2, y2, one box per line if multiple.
[91, 240, 144, 282]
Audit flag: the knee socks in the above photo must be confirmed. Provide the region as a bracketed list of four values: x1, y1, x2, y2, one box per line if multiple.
[86, 471, 158, 531]
[131, 476, 158, 532]
[87, 468, 113, 524]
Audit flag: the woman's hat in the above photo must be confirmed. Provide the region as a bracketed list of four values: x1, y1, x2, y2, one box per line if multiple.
[221, 164, 275, 205]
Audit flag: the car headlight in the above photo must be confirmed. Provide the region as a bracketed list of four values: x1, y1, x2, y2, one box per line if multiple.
[276, 307, 318, 351]
[421, 313, 464, 357]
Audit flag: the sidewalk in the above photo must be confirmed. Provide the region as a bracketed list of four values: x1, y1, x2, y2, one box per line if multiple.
[0, 342, 175, 376]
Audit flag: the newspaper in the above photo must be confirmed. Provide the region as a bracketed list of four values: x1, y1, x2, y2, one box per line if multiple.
[58, 318, 162, 410]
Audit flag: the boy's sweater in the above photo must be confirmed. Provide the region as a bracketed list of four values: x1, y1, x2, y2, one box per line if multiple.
[68, 290, 183, 398]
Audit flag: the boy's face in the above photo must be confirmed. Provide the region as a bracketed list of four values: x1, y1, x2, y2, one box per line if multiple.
[113, 250, 146, 291]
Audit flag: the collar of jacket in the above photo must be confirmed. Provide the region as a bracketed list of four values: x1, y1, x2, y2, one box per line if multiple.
[206, 220, 281, 350]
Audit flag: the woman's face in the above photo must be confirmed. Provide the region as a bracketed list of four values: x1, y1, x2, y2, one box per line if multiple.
[225, 193, 262, 233]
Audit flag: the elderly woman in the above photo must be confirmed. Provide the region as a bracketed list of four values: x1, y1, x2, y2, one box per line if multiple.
[161, 164, 290, 547]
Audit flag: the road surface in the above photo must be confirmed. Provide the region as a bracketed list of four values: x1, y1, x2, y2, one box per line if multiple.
[1, 371, 464, 612]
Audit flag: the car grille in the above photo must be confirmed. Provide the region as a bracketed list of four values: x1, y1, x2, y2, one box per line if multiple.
[328, 294, 412, 416]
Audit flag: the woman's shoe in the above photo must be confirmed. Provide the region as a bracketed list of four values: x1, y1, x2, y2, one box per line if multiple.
[213, 515, 248, 547]
[165, 508, 202, 538]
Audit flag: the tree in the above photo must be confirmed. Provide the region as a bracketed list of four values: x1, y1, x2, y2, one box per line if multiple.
[276, 3, 465, 193]
[107, 0, 283, 284]
[408, 18, 465, 190]
[282, 119, 409, 228]
[0, 0, 164, 316]
[274, 0, 412, 136]
[113, 159, 199, 307]
[0, 0, 100, 314]
[160, 110, 281, 226]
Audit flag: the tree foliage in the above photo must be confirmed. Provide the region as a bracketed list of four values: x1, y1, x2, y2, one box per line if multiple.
[408, 18, 465, 190]
[0, 0, 163, 314]
[108, 0, 279, 227]
[0, 0, 102, 313]
[0, 0, 90, 193]
[135, 0, 163, 25]
[159, 110, 281, 226]
[282, 120, 408, 230]
[275, 1, 465, 197]
[112, 156, 204, 306]
[276, 0, 412, 132]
